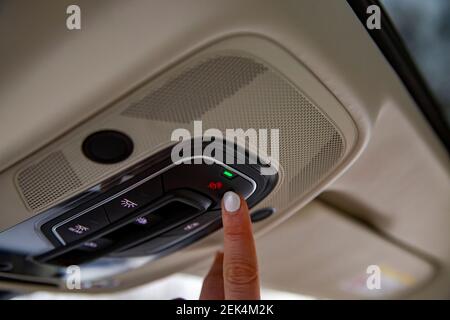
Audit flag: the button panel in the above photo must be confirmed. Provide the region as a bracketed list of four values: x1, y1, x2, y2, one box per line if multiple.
[39, 148, 274, 267]
[50, 161, 255, 247]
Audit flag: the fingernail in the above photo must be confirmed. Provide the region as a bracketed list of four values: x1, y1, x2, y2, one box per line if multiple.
[223, 191, 241, 213]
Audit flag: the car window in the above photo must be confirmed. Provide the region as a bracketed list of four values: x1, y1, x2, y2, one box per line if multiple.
[381, 0, 450, 124]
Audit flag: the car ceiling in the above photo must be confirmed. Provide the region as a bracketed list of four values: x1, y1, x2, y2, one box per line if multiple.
[0, 0, 448, 299]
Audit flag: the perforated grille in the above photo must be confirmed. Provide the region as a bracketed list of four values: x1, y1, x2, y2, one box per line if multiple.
[190, 69, 346, 208]
[17, 151, 82, 210]
[16, 53, 347, 213]
[122, 56, 267, 122]
[288, 131, 343, 198]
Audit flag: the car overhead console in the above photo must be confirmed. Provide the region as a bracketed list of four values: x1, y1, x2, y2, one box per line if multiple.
[32, 139, 277, 268]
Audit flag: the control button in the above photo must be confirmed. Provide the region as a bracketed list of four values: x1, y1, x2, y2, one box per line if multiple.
[128, 199, 203, 234]
[207, 181, 223, 191]
[99, 211, 166, 248]
[183, 221, 201, 232]
[117, 211, 222, 257]
[134, 216, 150, 225]
[55, 206, 109, 244]
[162, 164, 254, 208]
[163, 210, 221, 237]
[79, 238, 113, 252]
[104, 176, 163, 222]
[251, 207, 275, 223]
[131, 211, 165, 229]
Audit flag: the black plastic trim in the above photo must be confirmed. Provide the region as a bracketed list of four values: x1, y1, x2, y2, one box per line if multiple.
[36, 190, 211, 266]
[36, 139, 278, 266]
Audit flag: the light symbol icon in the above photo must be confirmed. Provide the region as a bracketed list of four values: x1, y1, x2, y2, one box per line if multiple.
[135, 216, 148, 225]
[120, 198, 138, 209]
[184, 222, 200, 231]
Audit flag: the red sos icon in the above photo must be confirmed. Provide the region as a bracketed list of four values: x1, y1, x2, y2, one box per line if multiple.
[208, 181, 223, 190]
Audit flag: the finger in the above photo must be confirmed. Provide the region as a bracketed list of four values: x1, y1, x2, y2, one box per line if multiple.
[199, 251, 224, 300]
[221, 191, 260, 300]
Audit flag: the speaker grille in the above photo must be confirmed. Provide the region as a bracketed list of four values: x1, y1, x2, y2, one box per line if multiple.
[16, 53, 347, 213]
[122, 56, 267, 122]
[289, 131, 343, 198]
[17, 152, 82, 210]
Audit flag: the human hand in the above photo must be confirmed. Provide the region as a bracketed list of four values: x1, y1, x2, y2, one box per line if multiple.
[200, 191, 260, 300]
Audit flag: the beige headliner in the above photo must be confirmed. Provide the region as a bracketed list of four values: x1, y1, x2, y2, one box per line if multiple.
[0, 0, 448, 298]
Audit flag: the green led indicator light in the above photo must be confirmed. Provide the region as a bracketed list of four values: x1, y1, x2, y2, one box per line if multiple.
[222, 170, 235, 179]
